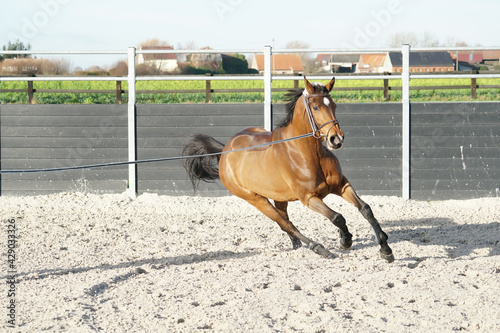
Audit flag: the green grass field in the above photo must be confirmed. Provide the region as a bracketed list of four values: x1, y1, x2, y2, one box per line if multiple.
[1, 78, 499, 104]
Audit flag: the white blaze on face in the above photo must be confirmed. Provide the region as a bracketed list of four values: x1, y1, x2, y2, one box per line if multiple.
[323, 97, 330, 106]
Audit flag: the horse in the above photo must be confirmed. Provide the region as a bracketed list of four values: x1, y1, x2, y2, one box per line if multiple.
[182, 77, 394, 263]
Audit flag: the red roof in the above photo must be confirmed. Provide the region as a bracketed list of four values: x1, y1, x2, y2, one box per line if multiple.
[359, 54, 387, 68]
[254, 54, 303, 72]
[458, 53, 483, 63]
[315, 54, 331, 63]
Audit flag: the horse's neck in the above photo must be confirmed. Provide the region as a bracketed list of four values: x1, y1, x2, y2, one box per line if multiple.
[277, 121, 324, 159]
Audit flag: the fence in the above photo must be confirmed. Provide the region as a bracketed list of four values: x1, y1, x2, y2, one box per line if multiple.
[2, 71, 498, 104]
[1, 45, 500, 200]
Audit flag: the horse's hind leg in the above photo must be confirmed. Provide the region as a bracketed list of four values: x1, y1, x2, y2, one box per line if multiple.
[274, 200, 301, 249]
[247, 195, 333, 258]
[340, 180, 394, 263]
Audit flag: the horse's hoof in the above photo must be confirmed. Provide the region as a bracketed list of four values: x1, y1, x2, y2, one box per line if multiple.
[339, 238, 352, 250]
[380, 251, 395, 263]
[311, 243, 335, 259]
[291, 238, 302, 250]
[339, 230, 352, 250]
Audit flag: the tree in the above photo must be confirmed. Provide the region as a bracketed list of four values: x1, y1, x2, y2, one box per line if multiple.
[1, 39, 32, 61]
[41, 58, 71, 75]
[285, 40, 310, 50]
[389, 32, 422, 47]
[389, 32, 469, 48]
[443, 36, 469, 47]
[138, 38, 171, 48]
[421, 31, 440, 47]
[109, 60, 128, 76]
[178, 41, 197, 63]
[285, 40, 314, 72]
[222, 53, 254, 74]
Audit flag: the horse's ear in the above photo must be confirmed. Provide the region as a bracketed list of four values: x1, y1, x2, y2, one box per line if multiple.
[325, 77, 336, 92]
[303, 76, 314, 95]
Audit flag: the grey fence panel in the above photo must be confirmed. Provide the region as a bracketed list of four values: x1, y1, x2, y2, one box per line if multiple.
[1, 102, 498, 199]
[136, 104, 264, 196]
[135, 103, 402, 197]
[325, 103, 402, 196]
[410, 102, 500, 200]
[0, 105, 128, 196]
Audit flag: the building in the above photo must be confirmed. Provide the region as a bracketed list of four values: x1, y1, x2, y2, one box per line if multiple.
[315, 54, 360, 73]
[189, 46, 222, 72]
[315, 54, 331, 72]
[330, 54, 360, 73]
[482, 50, 500, 62]
[251, 54, 303, 74]
[389, 51, 455, 73]
[355, 53, 392, 73]
[449, 52, 482, 71]
[481, 50, 500, 68]
[137, 45, 178, 72]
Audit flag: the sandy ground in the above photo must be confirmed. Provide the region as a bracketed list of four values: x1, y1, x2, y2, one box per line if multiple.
[1, 192, 499, 332]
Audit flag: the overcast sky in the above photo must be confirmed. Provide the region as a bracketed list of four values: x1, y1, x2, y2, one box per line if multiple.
[1, 0, 499, 68]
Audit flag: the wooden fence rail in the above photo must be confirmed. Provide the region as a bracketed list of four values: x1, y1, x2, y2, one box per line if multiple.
[1, 73, 499, 104]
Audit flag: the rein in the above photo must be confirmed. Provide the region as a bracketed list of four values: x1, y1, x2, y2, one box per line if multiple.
[302, 91, 339, 139]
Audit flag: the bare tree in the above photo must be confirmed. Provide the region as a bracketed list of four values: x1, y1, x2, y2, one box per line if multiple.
[40, 58, 71, 75]
[443, 36, 469, 47]
[285, 40, 314, 72]
[285, 40, 310, 50]
[455, 41, 470, 47]
[178, 41, 197, 63]
[389, 32, 421, 47]
[109, 60, 128, 76]
[390, 32, 471, 48]
[421, 31, 440, 47]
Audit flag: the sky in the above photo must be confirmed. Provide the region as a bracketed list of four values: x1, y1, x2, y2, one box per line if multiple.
[1, 0, 500, 69]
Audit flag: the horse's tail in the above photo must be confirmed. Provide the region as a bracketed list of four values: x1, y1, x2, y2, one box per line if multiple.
[182, 134, 225, 190]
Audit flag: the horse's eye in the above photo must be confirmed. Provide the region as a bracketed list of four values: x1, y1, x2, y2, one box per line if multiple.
[313, 106, 319, 111]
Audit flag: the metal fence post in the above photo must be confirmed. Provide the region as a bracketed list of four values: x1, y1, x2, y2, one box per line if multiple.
[263, 45, 272, 131]
[127, 47, 137, 199]
[402, 44, 411, 199]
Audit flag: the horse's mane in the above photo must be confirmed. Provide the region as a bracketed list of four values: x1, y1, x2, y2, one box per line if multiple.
[278, 83, 329, 128]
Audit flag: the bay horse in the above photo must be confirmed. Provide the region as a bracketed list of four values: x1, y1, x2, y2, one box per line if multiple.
[183, 77, 394, 262]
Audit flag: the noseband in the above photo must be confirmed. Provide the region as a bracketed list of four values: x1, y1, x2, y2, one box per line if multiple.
[302, 91, 339, 139]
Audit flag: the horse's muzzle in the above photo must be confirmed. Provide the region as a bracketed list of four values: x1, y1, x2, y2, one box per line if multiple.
[326, 134, 343, 150]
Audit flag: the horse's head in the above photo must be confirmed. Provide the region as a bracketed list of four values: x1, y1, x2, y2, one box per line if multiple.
[303, 77, 344, 150]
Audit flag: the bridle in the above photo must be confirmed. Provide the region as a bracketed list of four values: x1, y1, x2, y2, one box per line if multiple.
[302, 91, 339, 139]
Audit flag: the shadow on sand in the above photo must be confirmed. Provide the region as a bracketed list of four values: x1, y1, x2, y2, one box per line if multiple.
[4, 250, 258, 284]
[350, 217, 500, 261]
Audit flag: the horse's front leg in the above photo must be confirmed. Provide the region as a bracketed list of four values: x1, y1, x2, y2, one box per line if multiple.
[339, 180, 394, 263]
[306, 196, 353, 250]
